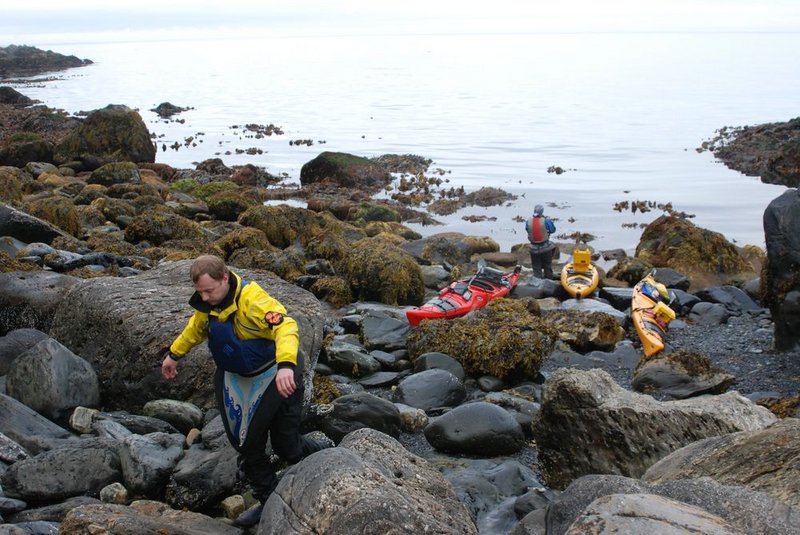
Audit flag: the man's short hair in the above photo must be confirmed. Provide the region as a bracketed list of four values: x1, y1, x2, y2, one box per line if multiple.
[191, 255, 228, 283]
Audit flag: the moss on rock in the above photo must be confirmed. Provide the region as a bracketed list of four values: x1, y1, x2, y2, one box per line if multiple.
[336, 236, 425, 305]
[26, 195, 82, 237]
[407, 299, 558, 382]
[210, 227, 275, 261]
[543, 309, 626, 351]
[310, 275, 353, 308]
[124, 211, 208, 246]
[636, 215, 753, 288]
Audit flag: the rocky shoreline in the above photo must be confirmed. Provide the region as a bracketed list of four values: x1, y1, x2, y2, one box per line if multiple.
[1, 75, 800, 534]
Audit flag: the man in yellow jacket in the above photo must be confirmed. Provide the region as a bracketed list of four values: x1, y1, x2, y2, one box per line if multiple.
[161, 255, 328, 527]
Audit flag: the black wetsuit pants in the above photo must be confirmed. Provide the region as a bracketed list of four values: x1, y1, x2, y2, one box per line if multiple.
[214, 368, 324, 501]
[530, 248, 554, 279]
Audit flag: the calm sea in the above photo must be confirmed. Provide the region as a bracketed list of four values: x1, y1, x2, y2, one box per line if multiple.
[9, 31, 798, 255]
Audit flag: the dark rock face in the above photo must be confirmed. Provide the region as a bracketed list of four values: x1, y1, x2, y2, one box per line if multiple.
[0, 45, 92, 78]
[53, 105, 156, 171]
[762, 188, 800, 350]
[300, 151, 391, 193]
[0, 271, 80, 336]
[709, 117, 800, 187]
[0, 87, 36, 107]
[47, 260, 325, 411]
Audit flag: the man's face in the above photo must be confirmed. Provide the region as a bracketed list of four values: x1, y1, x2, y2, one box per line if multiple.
[194, 273, 229, 306]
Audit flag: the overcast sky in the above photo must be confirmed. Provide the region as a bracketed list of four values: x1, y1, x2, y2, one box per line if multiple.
[3, 0, 799, 45]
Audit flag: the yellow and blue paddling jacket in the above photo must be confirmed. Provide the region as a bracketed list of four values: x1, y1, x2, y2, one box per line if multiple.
[169, 272, 300, 370]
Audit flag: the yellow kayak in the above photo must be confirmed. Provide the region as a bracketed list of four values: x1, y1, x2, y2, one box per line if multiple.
[631, 271, 676, 357]
[560, 247, 599, 299]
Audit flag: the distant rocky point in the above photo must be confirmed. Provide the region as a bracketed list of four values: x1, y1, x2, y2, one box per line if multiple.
[700, 116, 800, 188]
[0, 44, 92, 78]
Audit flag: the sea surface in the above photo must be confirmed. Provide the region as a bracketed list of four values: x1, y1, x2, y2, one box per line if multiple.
[8, 31, 798, 255]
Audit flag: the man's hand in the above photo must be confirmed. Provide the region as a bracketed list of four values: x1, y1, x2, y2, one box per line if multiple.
[161, 355, 178, 380]
[275, 367, 296, 398]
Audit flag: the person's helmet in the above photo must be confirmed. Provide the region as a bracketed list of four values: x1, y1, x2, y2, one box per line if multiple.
[534, 204, 544, 216]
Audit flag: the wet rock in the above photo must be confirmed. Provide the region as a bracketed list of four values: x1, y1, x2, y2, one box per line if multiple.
[565, 493, 743, 534]
[762, 188, 800, 350]
[150, 102, 191, 118]
[119, 432, 184, 496]
[262, 428, 477, 534]
[695, 285, 761, 316]
[544, 474, 800, 535]
[0, 203, 70, 245]
[533, 368, 777, 489]
[544, 309, 626, 351]
[54, 105, 156, 171]
[88, 161, 141, 186]
[413, 352, 465, 381]
[0, 393, 72, 455]
[632, 351, 736, 399]
[142, 399, 203, 435]
[393, 368, 466, 412]
[6, 338, 100, 422]
[305, 392, 401, 443]
[643, 417, 800, 508]
[0, 328, 48, 375]
[360, 309, 411, 351]
[0, 132, 54, 167]
[164, 416, 239, 511]
[300, 151, 392, 193]
[688, 302, 730, 325]
[424, 401, 525, 455]
[1, 437, 121, 503]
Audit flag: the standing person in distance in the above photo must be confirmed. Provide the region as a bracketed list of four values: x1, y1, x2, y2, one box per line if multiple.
[161, 254, 329, 528]
[526, 204, 557, 279]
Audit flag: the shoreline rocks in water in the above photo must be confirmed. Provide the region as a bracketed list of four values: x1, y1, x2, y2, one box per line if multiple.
[1, 91, 800, 533]
[0, 45, 93, 79]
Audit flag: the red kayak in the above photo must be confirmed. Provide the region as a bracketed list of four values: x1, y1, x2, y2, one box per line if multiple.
[406, 264, 521, 326]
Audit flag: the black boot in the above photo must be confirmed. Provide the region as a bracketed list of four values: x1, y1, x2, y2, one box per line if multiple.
[234, 503, 264, 528]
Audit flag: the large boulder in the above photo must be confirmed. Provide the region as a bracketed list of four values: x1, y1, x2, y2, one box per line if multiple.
[336, 236, 425, 305]
[0, 132, 54, 167]
[643, 418, 800, 508]
[237, 203, 365, 250]
[1, 438, 121, 502]
[762, 188, 800, 350]
[6, 337, 100, 421]
[53, 105, 156, 171]
[0, 271, 80, 336]
[300, 151, 392, 193]
[402, 232, 500, 266]
[539, 474, 800, 535]
[260, 428, 477, 534]
[407, 299, 558, 383]
[635, 215, 754, 290]
[0, 392, 72, 454]
[533, 368, 777, 489]
[47, 260, 326, 411]
[0, 202, 71, 245]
